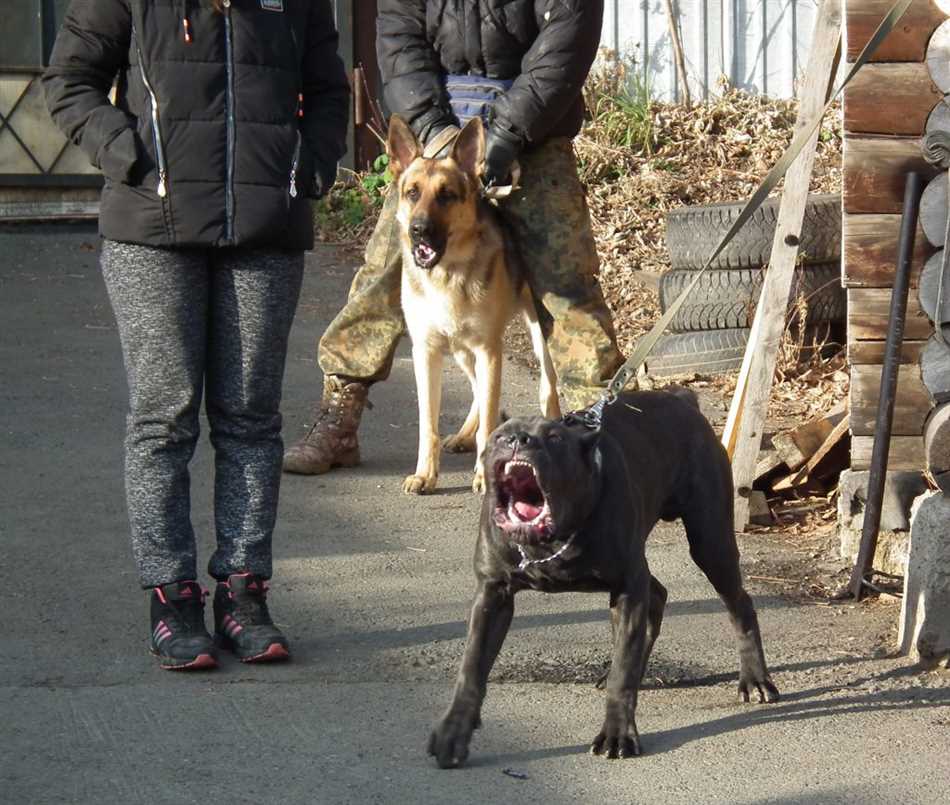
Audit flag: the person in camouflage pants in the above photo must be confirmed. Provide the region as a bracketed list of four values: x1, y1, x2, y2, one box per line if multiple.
[283, 0, 624, 476]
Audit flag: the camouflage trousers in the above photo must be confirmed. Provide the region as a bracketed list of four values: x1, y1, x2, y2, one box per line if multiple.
[318, 137, 624, 410]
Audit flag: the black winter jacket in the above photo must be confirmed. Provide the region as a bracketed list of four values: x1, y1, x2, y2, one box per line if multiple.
[43, 0, 349, 250]
[376, 0, 603, 149]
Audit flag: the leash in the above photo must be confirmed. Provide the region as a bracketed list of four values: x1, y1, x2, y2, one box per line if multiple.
[573, 0, 916, 430]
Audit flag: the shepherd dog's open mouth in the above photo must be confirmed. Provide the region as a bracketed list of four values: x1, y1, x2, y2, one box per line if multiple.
[493, 458, 553, 540]
[412, 238, 441, 270]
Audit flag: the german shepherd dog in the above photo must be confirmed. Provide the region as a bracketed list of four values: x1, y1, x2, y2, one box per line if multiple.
[386, 116, 561, 495]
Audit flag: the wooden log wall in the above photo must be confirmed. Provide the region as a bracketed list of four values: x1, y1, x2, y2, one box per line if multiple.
[843, 0, 948, 471]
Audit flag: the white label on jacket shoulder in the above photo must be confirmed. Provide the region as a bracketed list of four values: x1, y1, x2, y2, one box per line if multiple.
[260, 0, 284, 11]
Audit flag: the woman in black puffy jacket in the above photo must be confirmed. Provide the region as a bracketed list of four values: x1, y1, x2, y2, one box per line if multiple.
[44, 0, 349, 670]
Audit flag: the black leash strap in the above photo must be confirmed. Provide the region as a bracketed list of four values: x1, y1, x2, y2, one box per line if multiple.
[581, 0, 916, 427]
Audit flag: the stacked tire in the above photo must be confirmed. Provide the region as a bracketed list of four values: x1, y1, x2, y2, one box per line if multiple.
[645, 194, 844, 377]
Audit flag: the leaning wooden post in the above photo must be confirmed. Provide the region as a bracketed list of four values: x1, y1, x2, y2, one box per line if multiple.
[724, 0, 842, 529]
[662, 0, 692, 107]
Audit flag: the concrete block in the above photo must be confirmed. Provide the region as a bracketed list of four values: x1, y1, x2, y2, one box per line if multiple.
[837, 470, 926, 577]
[838, 469, 929, 532]
[899, 491, 950, 667]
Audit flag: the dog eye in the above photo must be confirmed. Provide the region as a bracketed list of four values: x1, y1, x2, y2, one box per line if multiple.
[436, 189, 456, 204]
[406, 186, 420, 202]
[546, 431, 562, 443]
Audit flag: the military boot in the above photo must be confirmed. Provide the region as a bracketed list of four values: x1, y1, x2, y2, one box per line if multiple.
[282, 376, 369, 474]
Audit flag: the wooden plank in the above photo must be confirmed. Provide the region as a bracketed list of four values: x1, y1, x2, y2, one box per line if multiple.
[846, 0, 946, 63]
[726, 0, 842, 530]
[777, 415, 851, 489]
[843, 136, 938, 214]
[847, 288, 933, 340]
[843, 63, 943, 136]
[851, 435, 925, 470]
[849, 364, 933, 435]
[843, 213, 934, 287]
[847, 339, 927, 364]
[772, 405, 847, 470]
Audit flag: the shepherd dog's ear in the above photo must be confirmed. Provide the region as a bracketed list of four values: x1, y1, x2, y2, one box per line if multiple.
[450, 117, 485, 181]
[386, 115, 421, 180]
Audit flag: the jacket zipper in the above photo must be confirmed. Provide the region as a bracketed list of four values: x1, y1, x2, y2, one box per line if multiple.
[289, 130, 302, 200]
[224, 0, 236, 242]
[132, 27, 168, 198]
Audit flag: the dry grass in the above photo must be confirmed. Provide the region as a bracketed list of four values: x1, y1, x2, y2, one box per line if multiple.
[578, 61, 842, 359]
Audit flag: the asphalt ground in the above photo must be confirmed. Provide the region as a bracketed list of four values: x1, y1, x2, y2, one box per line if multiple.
[2, 223, 949, 804]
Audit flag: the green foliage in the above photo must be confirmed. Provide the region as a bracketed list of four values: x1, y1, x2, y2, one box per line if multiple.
[584, 53, 658, 159]
[314, 152, 392, 239]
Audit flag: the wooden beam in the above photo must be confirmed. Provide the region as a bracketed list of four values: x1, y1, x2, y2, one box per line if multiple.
[847, 288, 933, 340]
[921, 335, 950, 402]
[725, 0, 842, 530]
[851, 435, 925, 470]
[846, 0, 946, 63]
[844, 63, 943, 136]
[844, 136, 939, 214]
[843, 213, 934, 287]
[849, 364, 933, 435]
[927, 18, 950, 92]
[924, 402, 950, 475]
[847, 339, 927, 364]
[918, 250, 950, 324]
[919, 173, 948, 247]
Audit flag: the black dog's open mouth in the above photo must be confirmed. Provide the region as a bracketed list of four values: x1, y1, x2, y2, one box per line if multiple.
[493, 459, 553, 540]
[412, 240, 440, 270]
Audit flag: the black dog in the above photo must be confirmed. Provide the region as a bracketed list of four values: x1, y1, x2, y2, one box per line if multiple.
[428, 389, 779, 768]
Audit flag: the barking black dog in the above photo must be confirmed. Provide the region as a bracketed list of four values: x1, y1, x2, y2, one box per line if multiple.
[428, 389, 779, 768]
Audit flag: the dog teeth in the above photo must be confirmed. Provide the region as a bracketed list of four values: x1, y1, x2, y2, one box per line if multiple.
[504, 460, 535, 475]
[507, 500, 550, 526]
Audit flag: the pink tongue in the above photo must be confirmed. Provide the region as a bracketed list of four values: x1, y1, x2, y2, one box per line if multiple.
[514, 501, 542, 521]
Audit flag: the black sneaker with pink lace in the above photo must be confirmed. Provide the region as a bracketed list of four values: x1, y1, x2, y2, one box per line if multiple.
[149, 581, 217, 671]
[213, 573, 290, 663]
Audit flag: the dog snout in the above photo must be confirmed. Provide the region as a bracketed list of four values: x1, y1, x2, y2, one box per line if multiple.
[507, 432, 534, 448]
[410, 217, 433, 242]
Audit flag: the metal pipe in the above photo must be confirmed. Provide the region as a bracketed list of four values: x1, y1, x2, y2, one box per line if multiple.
[847, 171, 925, 600]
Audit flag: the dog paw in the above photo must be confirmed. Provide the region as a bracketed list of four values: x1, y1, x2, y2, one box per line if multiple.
[471, 472, 486, 495]
[590, 718, 642, 760]
[442, 433, 476, 453]
[738, 674, 780, 704]
[428, 711, 478, 769]
[403, 474, 437, 495]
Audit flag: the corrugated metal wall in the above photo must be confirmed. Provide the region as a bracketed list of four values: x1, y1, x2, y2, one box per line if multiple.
[600, 0, 820, 101]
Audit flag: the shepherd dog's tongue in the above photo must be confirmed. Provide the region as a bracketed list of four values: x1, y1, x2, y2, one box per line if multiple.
[514, 501, 542, 520]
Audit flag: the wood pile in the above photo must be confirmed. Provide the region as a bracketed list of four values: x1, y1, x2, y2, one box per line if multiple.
[750, 406, 852, 524]
[843, 0, 950, 475]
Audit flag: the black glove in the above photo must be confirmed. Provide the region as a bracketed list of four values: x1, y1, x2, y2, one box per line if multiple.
[483, 125, 522, 188]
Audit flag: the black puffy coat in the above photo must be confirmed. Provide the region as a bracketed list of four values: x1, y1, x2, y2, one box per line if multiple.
[376, 0, 603, 149]
[43, 0, 349, 250]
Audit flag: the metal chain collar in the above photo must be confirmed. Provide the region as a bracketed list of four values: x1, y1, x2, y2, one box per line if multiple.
[516, 533, 577, 572]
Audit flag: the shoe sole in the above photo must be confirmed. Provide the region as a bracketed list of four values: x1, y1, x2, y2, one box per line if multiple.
[214, 633, 291, 663]
[283, 450, 360, 475]
[152, 651, 218, 671]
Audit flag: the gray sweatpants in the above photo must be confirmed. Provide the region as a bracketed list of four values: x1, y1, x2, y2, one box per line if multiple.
[101, 240, 304, 588]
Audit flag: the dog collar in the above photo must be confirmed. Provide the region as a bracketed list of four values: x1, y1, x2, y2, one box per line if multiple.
[561, 395, 608, 431]
[515, 533, 577, 572]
